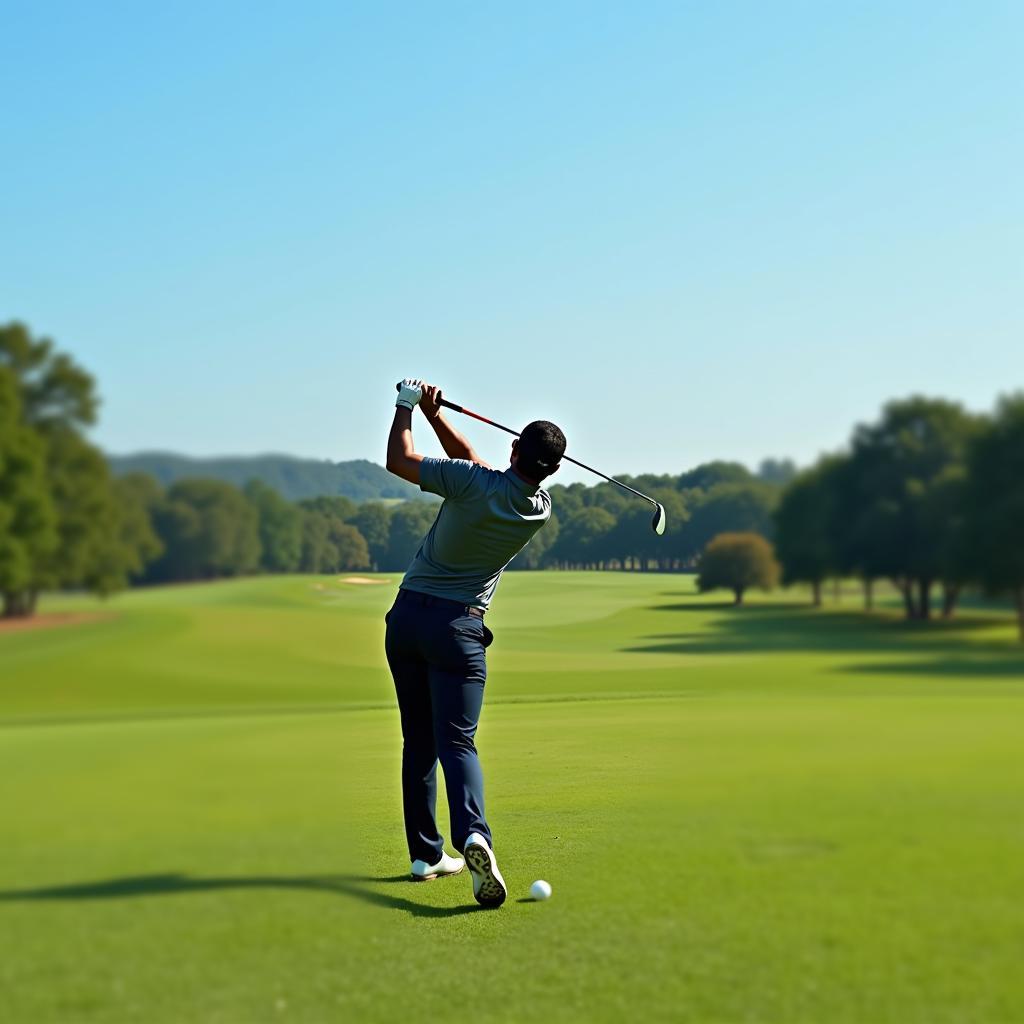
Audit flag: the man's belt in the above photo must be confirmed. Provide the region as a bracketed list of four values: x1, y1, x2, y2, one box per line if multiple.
[396, 588, 485, 618]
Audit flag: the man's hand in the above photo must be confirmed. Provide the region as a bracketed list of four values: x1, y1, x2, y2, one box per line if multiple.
[396, 378, 423, 411]
[419, 383, 444, 421]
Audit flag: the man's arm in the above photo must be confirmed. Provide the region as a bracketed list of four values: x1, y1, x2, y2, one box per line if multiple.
[420, 384, 491, 468]
[386, 381, 425, 485]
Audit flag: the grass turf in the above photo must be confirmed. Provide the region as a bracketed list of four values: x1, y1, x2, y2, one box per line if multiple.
[1, 572, 1022, 1022]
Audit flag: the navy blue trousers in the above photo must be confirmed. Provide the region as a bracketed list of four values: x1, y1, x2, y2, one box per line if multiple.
[384, 589, 494, 864]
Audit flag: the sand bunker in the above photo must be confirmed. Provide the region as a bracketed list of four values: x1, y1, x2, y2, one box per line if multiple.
[340, 576, 388, 585]
[0, 612, 110, 635]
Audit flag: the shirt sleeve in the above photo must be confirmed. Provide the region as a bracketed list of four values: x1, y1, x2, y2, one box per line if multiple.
[419, 458, 485, 500]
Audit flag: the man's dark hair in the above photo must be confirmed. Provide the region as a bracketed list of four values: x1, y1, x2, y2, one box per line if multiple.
[517, 420, 566, 482]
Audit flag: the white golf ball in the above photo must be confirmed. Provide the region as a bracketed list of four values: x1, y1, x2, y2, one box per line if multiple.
[530, 879, 552, 901]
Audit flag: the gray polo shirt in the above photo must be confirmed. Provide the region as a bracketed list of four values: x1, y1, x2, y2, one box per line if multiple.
[400, 457, 552, 610]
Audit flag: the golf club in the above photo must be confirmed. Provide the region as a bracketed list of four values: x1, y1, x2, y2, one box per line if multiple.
[396, 383, 667, 535]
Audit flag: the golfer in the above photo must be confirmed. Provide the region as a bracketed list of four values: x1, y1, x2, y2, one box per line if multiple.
[384, 378, 565, 907]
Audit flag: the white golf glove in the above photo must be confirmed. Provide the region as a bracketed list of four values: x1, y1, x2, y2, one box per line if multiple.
[395, 378, 423, 411]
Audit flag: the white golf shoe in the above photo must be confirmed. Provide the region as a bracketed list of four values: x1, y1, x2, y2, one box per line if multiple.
[464, 832, 507, 908]
[410, 850, 465, 881]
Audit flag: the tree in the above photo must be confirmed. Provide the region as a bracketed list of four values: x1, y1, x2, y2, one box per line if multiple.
[1, 322, 140, 612]
[0, 367, 58, 616]
[606, 505, 657, 570]
[245, 480, 302, 572]
[513, 511, 560, 569]
[757, 458, 798, 486]
[550, 507, 616, 568]
[605, 490, 687, 570]
[546, 482, 587, 521]
[677, 461, 752, 492]
[300, 508, 337, 573]
[774, 459, 840, 606]
[332, 524, 372, 571]
[681, 482, 777, 562]
[106, 473, 164, 586]
[147, 500, 201, 582]
[0, 322, 97, 429]
[148, 479, 261, 581]
[843, 397, 982, 619]
[964, 394, 1024, 640]
[298, 499, 372, 572]
[348, 503, 392, 570]
[697, 532, 780, 605]
[300, 495, 357, 523]
[384, 503, 439, 571]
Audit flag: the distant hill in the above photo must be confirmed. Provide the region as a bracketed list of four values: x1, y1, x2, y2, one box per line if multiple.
[107, 452, 431, 503]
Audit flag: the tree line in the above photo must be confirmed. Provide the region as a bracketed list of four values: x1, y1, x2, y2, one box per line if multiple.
[538, 462, 785, 572]
[107, 451, 424, 503]
[3, 323, 1022, 637]
[0, 322, 794, 617]
[0, 323, 442, 615]
[774, 395, 1024, 636]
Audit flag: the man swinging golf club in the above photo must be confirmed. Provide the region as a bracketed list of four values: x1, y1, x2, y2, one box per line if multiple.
[384, 378, 565, 907]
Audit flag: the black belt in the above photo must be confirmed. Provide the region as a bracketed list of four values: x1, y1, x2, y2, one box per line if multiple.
[396, 588, 485, 619]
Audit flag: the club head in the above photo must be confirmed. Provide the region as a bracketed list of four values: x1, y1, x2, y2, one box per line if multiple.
[652, 502, 667, 536]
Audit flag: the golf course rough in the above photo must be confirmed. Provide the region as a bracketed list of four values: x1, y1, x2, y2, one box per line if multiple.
[1, 572, 1022, 1023]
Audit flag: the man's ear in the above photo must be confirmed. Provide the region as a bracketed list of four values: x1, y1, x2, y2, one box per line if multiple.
[548, 463, 560, 477]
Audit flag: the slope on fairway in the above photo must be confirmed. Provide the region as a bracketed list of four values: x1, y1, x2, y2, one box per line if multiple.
[1, 574, 1023, 1022]
[2, 573, 1020, 722]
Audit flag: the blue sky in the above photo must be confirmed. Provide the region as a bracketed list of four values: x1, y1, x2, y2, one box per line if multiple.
[2, 2, 1021, 482]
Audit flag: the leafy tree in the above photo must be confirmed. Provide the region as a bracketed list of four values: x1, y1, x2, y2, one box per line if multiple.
[0, 322, 97, 428]
[843, 397, 982, 619]
[107, 473, 164, 586]
[681, 482, 777, 562]
[0, 321, 159, 606]
[514, 510, 560, 570]
[298, 498, 372, 572]
[0, 367, 58, 616]
[44, 428, 127, 596]
[550, 507, 616, 568]
[964, 394, 1024, 640]
[384, 503, 439, 571]
[300, 508, 336, 573]
[1, 323, 146, 610]
[546, 482, 587, 520]
[648, 490, 689, 570]
[677, 461, 752, 492]
[757, 458, 798, 486]
[697, 532, 780, 605]
[774, 459, 840, 605]
[148, 479, 261, 581]
[108, 453, 426, 503]
[348, 503, 392, 570]
[332, 524, 372, 571]
[606, 490, 687, 570]
[147, 499, 200, 582]
[300, 495, 357, 522]
[606, 505, 656, 570]
[245, 480, 302, 572]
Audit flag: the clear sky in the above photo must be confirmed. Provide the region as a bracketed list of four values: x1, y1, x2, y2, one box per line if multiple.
[2, 2, 1021, 483]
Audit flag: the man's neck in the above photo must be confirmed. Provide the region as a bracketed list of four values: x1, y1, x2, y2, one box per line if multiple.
[509, 464, 541, 487]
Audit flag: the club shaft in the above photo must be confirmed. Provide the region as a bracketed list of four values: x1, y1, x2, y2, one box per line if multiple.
[437, 398, 659, 508]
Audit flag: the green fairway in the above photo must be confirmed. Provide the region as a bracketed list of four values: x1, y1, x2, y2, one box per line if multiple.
[2, 573, 1022, 1022]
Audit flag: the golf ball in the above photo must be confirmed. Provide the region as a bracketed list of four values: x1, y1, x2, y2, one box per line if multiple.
[530, 879, 552, 901]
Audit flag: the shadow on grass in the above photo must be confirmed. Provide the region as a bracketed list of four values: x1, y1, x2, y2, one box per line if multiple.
[844, 657, 1024, 678]
[626, 602, 1024, 678]
[0, 872, 485, 919]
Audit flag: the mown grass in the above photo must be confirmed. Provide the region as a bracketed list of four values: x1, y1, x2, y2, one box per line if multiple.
[1, 573, 1022, 1022]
